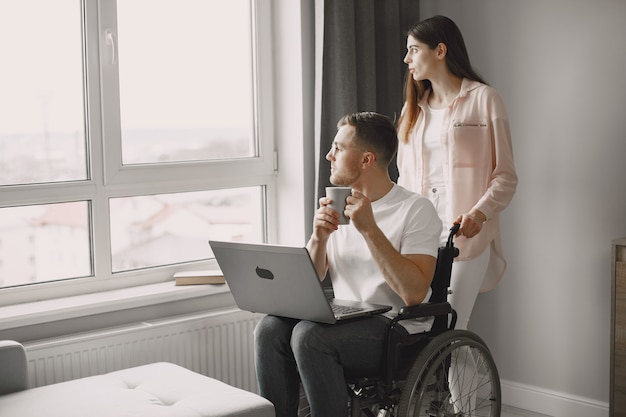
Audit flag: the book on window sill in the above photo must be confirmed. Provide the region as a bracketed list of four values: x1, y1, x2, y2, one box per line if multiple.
[174, 269, 225, 286]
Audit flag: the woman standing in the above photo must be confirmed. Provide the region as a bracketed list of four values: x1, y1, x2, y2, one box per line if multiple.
[397, 15, 517, 331]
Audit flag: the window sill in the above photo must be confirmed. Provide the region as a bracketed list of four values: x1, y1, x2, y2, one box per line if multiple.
[0, 281, 233, 332]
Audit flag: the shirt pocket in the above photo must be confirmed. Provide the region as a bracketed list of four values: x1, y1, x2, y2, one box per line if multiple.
[450, 120, 490, 168]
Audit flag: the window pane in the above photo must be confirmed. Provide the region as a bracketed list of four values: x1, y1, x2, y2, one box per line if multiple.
[0, 202, 92, 288]
[0, 1, 87, 186]
[116, 0, 255, 165]
[110, 187, 264, 272]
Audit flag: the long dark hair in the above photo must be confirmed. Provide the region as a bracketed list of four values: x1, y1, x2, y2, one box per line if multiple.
[398, 15, 486, 143]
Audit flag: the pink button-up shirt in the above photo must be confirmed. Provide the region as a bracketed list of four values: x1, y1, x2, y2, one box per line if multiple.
[398, 79, 518, 291]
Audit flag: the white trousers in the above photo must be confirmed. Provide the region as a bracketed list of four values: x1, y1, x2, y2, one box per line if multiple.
[426, 185, 489, 330]
[427, 186, 489, 412]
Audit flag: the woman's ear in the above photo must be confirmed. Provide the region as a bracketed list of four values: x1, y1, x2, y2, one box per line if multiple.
[436, 42, 447, 60]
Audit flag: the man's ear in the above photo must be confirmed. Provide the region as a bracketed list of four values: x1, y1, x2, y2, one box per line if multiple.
[362, 151, 376, 168]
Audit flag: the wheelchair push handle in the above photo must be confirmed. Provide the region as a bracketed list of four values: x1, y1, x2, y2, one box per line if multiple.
[446, 223, 461, 247]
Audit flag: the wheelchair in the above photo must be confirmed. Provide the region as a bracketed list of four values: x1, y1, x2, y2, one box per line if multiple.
[344, 224, 502, 417]
[299, 225, 502, 417]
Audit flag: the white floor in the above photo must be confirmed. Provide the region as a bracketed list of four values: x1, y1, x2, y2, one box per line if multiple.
[502, 404, 552, 417]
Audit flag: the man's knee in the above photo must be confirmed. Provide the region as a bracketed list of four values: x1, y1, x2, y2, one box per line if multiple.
[253, 315, 276, 341]
[254, 315, 297, 349]
[290, 320, 328, 356]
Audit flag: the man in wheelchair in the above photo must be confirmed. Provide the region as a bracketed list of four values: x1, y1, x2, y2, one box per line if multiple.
[254, 112, 443, 417]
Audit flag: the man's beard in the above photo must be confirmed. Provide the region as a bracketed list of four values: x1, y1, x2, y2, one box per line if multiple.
[329, 167, 359, 186]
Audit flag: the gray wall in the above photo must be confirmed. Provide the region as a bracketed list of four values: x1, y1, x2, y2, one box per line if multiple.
[420, 0, 626, 413]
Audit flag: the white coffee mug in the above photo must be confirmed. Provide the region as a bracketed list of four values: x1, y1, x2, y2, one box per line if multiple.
[325, 186, 352, 225]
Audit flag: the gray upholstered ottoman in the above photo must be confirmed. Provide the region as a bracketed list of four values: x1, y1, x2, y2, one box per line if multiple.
[0, 341, 274, 417]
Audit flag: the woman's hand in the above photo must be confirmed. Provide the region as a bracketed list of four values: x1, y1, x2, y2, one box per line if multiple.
[454, 210, 486, 238]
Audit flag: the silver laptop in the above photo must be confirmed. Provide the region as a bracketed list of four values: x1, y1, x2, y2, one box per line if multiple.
[209, 240, 392, 324]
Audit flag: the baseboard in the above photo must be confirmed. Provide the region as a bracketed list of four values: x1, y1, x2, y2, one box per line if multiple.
[501, 379, 609, 417]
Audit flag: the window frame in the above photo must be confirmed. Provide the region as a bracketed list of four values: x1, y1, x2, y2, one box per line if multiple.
[0, 0, 278, 306]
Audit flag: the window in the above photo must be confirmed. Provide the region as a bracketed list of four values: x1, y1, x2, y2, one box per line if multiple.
[0, 0, 276, 299]
[115, 0, 255, 165]
[0, 1, 86, 185]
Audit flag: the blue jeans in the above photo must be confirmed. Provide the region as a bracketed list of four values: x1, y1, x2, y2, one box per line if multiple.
[253, 315, 407, 417]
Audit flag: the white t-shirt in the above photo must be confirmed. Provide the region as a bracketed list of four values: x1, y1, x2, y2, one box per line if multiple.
[326, 184, 442, 333]
[423, 105, 446, 187]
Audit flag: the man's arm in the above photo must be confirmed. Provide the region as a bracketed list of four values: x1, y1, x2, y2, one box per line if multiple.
[306, 235, 329, 281]
[364, 229, 437, 306]
[347, 190, 437, 306]
[306, 197, 341, 281]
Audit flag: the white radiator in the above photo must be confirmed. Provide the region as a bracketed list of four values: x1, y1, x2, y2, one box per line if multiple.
[23, 308, 263, 393]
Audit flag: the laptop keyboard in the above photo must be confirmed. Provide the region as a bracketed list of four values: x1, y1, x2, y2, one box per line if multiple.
[331, 304, 364, 315]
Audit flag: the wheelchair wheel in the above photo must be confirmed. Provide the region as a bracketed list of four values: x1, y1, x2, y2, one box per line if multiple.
[397, 330, 501, 417]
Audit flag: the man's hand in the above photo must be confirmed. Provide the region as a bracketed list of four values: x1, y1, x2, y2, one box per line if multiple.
[307, 197, 342, 280]
[311, 197, 341, 241]
[344, 190, 376, 233]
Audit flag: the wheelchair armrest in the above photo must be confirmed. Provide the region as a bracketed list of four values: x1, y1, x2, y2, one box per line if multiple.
[382, 302, 457, 387]
[396, 302, 453, 320]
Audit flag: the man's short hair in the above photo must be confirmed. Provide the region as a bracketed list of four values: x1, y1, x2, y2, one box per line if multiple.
[337, 112, 398, 167]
